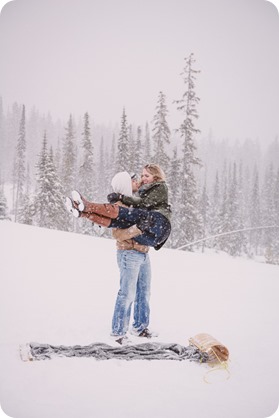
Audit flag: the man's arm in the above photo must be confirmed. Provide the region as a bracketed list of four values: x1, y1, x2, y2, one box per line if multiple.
[112, 226, 149, 253]
[112, 225, 142, 241]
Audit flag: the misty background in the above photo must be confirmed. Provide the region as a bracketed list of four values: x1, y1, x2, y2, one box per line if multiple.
[0, 0, 279, 263]
[0, 0, 278, 140]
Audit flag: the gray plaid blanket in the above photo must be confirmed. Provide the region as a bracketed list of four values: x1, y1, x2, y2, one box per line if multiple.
[20, 342, 209, 362]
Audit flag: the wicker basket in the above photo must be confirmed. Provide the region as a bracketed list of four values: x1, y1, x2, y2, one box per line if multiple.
[189, 333, 229, 363]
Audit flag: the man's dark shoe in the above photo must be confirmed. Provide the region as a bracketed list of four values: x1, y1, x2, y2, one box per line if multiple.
[138, 328, 153, 338]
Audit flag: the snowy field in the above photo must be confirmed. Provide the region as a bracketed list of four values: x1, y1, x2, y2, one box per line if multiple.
[0, 221, 279, 418]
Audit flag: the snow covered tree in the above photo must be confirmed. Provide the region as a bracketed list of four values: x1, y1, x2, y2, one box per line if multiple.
[214, 162, 245, 256]
[55, 138, 62, 179]
[236, 162, 248, 255]
[79, 112, 94, 199]
[151, 91, 171, 173]
[225, 162, 244, 256]
[265, 137, 279, 173]
[175, 53, 203, 249]
[116, 109, 129, 172]
[216, 162, 230, 252]
[0, 97, 5, 170]
[109, 134, 116, 178]
[34, 132, 68, 231]
[127, 124, 135, 174]
[0, 186, 9, 220]
[208, 171, 221, 240]
[17, 164, 34, 225]
[134, 126, 143, 174]
[97, 137, 108, 200]
[262, 164, 278, 264]
[143, 122, 152, 165]
[274, 169, 279, 225]
[270, 168, 279, 264]
[14, 105, 27, 222]
[199, 174, 210, 251]
[7, 103, 21, 186]
[167, 146, 181, 247]
[61, 114, 77, 195]
[47, 147, 69, 231]
[104, 144, 112, 190]
[33, 131, 49, 227]
[249, 165, 262, 256]
[168, 147, 181, 206]
[240, 163, 251, 226]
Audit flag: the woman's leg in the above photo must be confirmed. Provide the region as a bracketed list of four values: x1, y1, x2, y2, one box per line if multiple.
[79, 202, 148, 230]
[112, 208, 171, 247]
[71, 195, 171, 247]
[83, 202, 120, 218]
[79, 206, 136, 229]
[79, 211, 112, 227]
[73, 199, 121, 227]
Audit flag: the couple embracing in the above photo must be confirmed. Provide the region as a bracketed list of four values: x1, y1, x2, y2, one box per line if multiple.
[66, 163, 171, 345]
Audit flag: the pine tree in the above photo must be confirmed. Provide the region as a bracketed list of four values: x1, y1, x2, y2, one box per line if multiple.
[208, 171, 221, 242]
[47, 147, 69, 231]
[62, 114, 77, 195]
[236, 162, 248, 255]
[116, 108, 129, 172]
[127, 124, 135, 173]
[0, 97, 5, 170]
[265, 137, 279, 172]
[168, 147, 181, 206]
[97, 137, 107, 200]
[79, 112, 94, 199]
[134, 126, 143, 174]
[151, 91, 171, 173]
[7, 103, 21, 186]
[262, 164, 278, 263]
[175, 53, 202, 249]
[199, 174, 210, 251]
[34, 133, 68, 230]
[143, 122, 151, 165]
[14, 105, 26, 222]
[0, 186, 9, 220]
[55, 138, 62, 179]
[249, 165, 262, 256]
[109, 134, 116, 178]
[33, 131, 49, 227]
[216, 162, 230, 252]
[225, 162, 243, 256]
[17, 164, 34, 225]
[274, 169, 279, 224]
[104, 144, 112, 191]
[271, 168, 279, 264]
[167, 146, 181, 247]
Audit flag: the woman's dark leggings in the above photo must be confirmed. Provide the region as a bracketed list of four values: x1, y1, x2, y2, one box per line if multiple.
[110, 207, 171, 249]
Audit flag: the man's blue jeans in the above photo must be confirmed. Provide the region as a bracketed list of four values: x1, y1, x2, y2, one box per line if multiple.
[111, 250, 151, 336]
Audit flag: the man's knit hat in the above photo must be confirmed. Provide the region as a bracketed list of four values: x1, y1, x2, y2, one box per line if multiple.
[111, 171, 133, 196]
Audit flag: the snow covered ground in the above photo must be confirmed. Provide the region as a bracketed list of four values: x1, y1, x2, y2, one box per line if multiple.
[0, 221, 278, 418]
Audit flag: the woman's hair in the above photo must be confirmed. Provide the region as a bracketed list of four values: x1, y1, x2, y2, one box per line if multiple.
[144, 163, 166, 182]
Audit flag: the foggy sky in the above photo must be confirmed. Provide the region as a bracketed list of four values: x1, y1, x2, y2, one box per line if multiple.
[0, 0, 279, 142]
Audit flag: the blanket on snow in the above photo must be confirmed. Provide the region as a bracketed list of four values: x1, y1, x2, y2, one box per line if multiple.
[20, 342, 209, 362]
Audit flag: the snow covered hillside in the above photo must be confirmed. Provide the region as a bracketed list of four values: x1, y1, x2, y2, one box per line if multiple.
[0, 221, 279, 418]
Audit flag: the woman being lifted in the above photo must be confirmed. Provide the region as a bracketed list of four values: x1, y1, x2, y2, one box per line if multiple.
[66, 163, 171, 251]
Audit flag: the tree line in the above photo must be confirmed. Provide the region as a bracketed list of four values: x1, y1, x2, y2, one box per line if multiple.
[0, 53, 278, 264]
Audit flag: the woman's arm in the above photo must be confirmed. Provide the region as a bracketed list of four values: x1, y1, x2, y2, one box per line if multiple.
[121, 194, 143, 207]
[122, 182, 168, 210]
